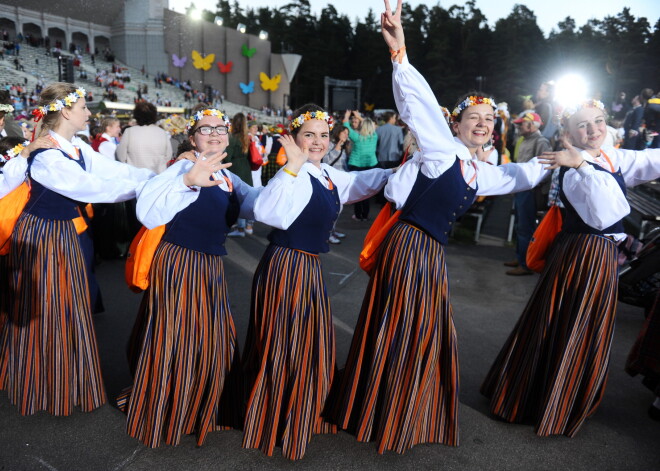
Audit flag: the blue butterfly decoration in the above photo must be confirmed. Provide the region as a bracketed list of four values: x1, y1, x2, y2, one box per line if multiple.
[239, 81, 255, 94]
[172, 54, 187, 68]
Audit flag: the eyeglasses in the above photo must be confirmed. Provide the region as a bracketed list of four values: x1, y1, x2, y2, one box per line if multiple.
[195, 125, 228, 136]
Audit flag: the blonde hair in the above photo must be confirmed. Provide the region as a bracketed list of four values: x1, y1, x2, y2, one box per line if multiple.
[101, 117, 119, 133]
[359, 118, 376, 138]
[37, 82, 78, 136]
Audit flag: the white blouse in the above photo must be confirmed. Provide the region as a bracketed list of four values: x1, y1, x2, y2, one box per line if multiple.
[136, 159, 259, 229]
[29, 131, 154, 203]
[254, 162, 392, 230]
[560, 146, 660, 234]
[0, 156, 28, 198]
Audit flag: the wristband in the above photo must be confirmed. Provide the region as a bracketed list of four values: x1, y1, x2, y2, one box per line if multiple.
[389, 46, 406, 64]
[283, 167, 298, 178]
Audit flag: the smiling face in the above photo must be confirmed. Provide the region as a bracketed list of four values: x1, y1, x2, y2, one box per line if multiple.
[566, 107, 607, 152]
[452, 103, 494, 152]
[295, 119, 330, 167]
[189, 115, 229, 153]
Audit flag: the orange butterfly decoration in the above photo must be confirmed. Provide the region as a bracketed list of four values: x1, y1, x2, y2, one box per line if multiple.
[364, 102, 375, 112]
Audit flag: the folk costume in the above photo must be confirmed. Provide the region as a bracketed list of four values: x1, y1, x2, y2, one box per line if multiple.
[1, 130, 153, 416]
[481, 143, 660, 436]
[118, 158, 259, 448]
[329, 55, 550, 453]
[242, 160, 391, 460]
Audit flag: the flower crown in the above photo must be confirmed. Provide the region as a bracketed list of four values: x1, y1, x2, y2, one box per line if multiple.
[186, 109, 231, 132]
[440, 106, 451, 124]
[289, 110, 334, 132]
[451, 96, 497, 122]
[0, 103, 14, 113]
[561, 99, 606, 121]
[31, 88, 86, 122]
[0, 140, 30, 163]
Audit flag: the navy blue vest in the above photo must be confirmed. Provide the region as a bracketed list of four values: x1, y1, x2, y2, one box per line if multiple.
[162, 172, 239, 256]
[25, 149, 88, 220]
[268, 172, 340, 254]
[399, 157, 478, 244]
[559, 161, 626, 235]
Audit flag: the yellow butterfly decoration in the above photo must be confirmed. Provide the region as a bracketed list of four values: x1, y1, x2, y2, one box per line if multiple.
[364, 102, 375, 111]
[260, 72, 281, 91]
[192, 50, 215, 71]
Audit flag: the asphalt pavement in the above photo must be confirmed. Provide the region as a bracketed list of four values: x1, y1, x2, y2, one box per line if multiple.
[1, 202, 658, 470]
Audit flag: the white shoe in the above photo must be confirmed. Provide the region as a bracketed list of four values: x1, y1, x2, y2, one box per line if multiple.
[333, 231, 346, 239]
[329, 235, 341, 244]
[227, 229, 245, 237]
[245, 226, 254, 235]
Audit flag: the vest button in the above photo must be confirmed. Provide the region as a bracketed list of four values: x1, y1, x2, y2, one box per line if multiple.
[448, 221, 453, 225]
[444, 231, 448, 235]
[452, 212, 456, 216]
[463, 196, 468, 200]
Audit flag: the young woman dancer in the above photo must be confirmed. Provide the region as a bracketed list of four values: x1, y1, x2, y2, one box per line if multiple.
[241, 104, 393, 460]
[330, 0, 553, 453]
[0, 83, 154, 416]
[118, 107, 259, 447]
[481, 101, 660, 437]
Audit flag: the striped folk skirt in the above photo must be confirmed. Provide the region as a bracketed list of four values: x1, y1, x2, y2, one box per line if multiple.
[0, 213, 106, 415]
[117, 241, 239, 447]
[481, 233, 619, 437]
[330, 221, 459, 453]
[242, 244, 337, 460]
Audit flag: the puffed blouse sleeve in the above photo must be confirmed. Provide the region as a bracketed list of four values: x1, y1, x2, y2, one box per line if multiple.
[30, 146, 155, 204]
[561, 156, 631, 231]
[136, 160, 202, 229]
[392, 55, 462, 162]
[610, 147, 660, 187]
[253, 165, 313, 230]
[0, 156, 28, 198]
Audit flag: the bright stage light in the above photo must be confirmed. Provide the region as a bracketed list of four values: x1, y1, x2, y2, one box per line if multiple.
[214, 16, 223, 26]
[554, 74, 588, 108]
[189, 7, 202, 21]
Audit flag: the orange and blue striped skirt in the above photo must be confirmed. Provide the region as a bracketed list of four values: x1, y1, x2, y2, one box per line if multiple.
[481, 232, 619, 437]
[242, 244, 337, 460]
[117, 240, 239, 447]
[0, 255, 9, 383]
[330, 221, 459, 453]
[0, 213, 106, 415]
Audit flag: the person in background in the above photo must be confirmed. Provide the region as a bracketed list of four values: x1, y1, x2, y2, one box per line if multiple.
[375, 111, 403, 169]
[504, 111, 551, 276]
[343, 110, 378, 221]
[323, 123, 352, 243]
[226, 112, 253, 237]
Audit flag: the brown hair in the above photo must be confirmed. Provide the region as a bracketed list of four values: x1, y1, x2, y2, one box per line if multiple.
[231, 112, 250, 153]
[100, 117, 119, 133]
[133, 101, 158, 126]
[37, 82, 78, 135]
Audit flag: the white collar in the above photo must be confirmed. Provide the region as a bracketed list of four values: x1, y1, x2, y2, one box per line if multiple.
[49, 130, 81, 158]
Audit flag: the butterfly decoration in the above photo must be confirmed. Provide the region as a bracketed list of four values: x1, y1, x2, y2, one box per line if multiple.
[172, 54, 187, 68]
[239, 81, 255, 94]
[364, 102, 375, 112]
[192, 50, 215, 71]
[217, 61, 233, 74]
[259, 72, 281, 91]
[241, 44, 257, 58]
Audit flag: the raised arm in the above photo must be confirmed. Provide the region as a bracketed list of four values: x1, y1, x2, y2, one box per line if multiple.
[382, 0, 458, 161]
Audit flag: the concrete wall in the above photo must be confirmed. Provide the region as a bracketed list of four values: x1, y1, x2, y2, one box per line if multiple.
[163, 9, 290, 109]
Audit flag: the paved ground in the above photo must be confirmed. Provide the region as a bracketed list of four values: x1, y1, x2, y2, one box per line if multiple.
[1, 201, 658, 470]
